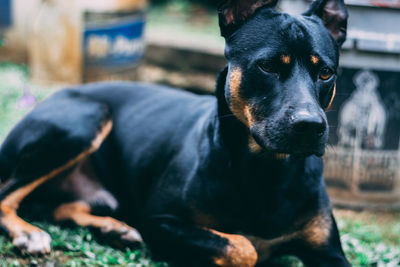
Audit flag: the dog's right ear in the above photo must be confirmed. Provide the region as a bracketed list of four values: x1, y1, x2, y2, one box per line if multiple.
[218, 0, 278, 38]
[303, 0, 348, 46]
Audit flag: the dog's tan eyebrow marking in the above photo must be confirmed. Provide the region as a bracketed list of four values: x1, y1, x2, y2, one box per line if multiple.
[281, 55, 291, 64]
[311, 55, 319, 65]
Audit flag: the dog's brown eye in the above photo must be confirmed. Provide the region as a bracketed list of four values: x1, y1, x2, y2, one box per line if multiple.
[319, 68, 333, 80]
[259, 63, 273, 73]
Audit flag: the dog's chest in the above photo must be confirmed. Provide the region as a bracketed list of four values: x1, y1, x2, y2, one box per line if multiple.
[246, 210, 332, 262]
[192, 165, 322, 228]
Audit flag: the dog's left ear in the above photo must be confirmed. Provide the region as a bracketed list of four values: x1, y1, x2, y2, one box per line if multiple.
[304, 0, 348, 46]
[219, 0, 278, 38]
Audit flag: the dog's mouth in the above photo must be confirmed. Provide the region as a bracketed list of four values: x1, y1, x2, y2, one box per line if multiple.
[251, 132, 326, 157]
[288, 146, 325, 157]
[269, 146, 325, 157]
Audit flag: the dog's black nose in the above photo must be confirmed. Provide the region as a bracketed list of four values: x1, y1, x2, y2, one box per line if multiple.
[291, 112, 326, 137]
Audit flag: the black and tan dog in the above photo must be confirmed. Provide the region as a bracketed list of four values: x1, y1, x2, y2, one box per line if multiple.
[0, 0, 350, 266]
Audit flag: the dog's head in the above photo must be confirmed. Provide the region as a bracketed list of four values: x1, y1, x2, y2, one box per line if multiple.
[219, 0, 348, 156]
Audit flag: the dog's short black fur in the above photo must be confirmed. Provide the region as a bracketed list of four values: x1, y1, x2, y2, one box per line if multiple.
[0, 0, 350, 266]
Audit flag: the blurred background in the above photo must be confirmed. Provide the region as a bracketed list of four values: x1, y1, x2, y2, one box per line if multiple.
[0, 0, 400, 266]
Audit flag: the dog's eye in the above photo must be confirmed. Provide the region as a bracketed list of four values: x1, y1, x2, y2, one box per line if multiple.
[258, 62, 275, 74]
[319, 68, 334, 80]
[259, 64, 273, 73]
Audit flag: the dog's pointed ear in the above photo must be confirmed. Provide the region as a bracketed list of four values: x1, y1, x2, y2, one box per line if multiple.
[304, 0, 348, 46]
[218, 0, 278, 38]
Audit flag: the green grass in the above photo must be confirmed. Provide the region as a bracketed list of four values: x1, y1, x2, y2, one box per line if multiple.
[0, 63, 32, 139]
[1, 64, 400, 266]
[336, 210, 400, 266]
[0, 222, 167, 267]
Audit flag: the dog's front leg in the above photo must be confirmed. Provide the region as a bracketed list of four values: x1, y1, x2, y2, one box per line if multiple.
[296, 214, 351, 267]
[142, 216, 258, 267]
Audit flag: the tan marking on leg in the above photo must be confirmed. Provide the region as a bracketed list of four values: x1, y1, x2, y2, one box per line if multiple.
[302, 213, 332, 248]
[210, 229, 258, 267]
[311, 55, 319, 65]
[246, 233, 297, 262]
[325, 83, 336, 111]
[53, 201, 115, 228]
[0, 206, 41, 239]
[0, 120, 113, 242]
[53, 201, 142, 243]
[281, 55, 291, 65]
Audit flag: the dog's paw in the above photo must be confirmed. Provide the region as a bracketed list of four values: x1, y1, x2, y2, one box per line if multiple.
[12, 230, 51, 255]
[100, 219, 143, 247]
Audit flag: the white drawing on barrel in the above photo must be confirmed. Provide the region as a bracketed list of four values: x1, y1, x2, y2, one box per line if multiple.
[338, 70, 386, 149]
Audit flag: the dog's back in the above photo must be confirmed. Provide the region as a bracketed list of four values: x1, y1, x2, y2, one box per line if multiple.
[76, 81, 218, 165]
[0, 81, 216, 187]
